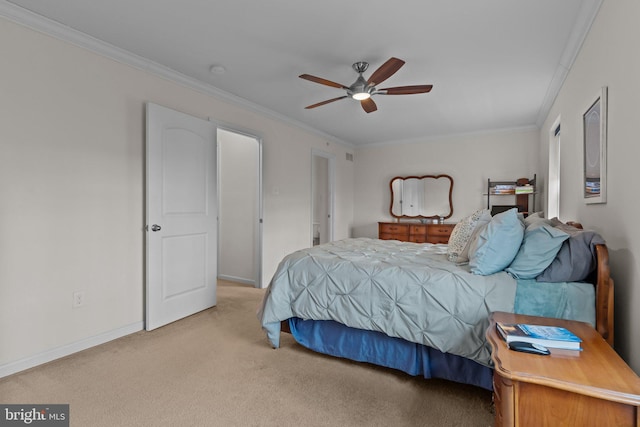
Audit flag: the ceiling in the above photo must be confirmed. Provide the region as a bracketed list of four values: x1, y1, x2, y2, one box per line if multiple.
[2, 0, 600, 146]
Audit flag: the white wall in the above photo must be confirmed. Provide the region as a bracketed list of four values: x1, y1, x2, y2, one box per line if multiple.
[0, 16, 354, 375]
[539, 0, 640, 372]
[353, 129, 540, 238]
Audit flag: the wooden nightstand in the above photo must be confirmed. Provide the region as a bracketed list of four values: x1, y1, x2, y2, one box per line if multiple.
[487, 311, 640, 426]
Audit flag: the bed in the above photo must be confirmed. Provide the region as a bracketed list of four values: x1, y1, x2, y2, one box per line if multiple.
[258, 209, 614, 391]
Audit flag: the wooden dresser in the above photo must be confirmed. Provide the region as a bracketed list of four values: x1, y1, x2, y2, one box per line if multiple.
[487, 311, 640, 427]
[378, 222, 455, 244]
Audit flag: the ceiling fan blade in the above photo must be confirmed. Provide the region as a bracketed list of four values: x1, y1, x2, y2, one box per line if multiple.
[361, 98, 377, 113]
[367, 57, 405, 86]
[305, 96, 348, 109]
[379, 85, 433, 95]
[299, 74, 348, 89]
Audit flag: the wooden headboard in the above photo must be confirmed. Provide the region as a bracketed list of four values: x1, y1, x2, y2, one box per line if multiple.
[567, 221, 614, 346]
[594, 243, 614, 346]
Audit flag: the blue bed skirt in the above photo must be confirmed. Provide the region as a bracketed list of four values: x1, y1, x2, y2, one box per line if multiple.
[288, 317, 494, 391]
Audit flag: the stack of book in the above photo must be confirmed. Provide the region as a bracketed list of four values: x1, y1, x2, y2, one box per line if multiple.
[496, 321, 582, 350]
[491, 184, 515, 195]
[585, 181, 600, 194]
[515, 185, 534, 194]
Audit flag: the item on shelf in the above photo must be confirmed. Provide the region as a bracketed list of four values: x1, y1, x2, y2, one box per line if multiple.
[515, 185, 534, 194]
[491, 184, 516, 195]
[496, 321, 582, 350]
[585, 181, 601, 194]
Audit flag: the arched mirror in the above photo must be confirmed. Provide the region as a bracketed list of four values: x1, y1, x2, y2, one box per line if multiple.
[390, 174, 453, 219]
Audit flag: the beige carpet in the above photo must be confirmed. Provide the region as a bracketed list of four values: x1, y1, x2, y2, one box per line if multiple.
[0, 281, 493, 426]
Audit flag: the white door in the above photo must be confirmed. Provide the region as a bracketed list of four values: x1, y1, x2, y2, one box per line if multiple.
[146, 103, 217, 330]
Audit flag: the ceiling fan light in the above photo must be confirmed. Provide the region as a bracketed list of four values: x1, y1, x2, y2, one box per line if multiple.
[352, 92, 371, 101]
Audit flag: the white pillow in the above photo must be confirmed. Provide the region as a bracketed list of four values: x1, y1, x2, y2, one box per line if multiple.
[447, 208, 491, 263]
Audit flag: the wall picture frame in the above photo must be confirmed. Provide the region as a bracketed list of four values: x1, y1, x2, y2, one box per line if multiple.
[582, 86, 607, 204]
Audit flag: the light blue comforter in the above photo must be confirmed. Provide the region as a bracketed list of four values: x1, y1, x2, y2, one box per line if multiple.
[258, 238, 595, 367]
[258, 238, 519, 366]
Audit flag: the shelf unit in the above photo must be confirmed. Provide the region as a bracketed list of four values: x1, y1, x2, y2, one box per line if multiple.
[486, 174, 536, 215]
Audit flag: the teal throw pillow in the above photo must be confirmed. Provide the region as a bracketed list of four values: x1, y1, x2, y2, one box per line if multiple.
[468, 208, 524, 275]
[505, 222, 569, 279]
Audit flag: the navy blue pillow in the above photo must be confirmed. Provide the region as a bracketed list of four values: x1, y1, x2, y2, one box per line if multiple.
[536, 224, 605, 282]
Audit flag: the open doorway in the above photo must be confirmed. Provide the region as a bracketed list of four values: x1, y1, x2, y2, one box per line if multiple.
[217, 128, 262, 288]
[311, 150, 335, 246]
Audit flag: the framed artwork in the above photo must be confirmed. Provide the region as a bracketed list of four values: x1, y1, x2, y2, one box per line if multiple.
[583, 86, 607, 204]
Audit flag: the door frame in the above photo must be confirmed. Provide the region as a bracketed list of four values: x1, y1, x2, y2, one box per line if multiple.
[216, 125, 263, 288]
[311, 149, 335, 245]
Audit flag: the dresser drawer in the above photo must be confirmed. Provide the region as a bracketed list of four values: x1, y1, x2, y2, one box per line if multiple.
[378, 223, 409, 240]
[409, 224, 427, 243]
[427, 224, 455, 236]
[426, 223, 455, 243]
[425, 236, 451, 244]
[379, 223, 409, 234]
[409, 225, 427, 235]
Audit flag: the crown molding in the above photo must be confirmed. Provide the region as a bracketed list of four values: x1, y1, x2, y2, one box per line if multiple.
[535, 0, 604, 127]
[356, 125, 540, 149]
[0, 1, 353, 148]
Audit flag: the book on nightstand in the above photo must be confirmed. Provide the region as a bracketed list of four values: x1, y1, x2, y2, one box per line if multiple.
[496, 321, 582, 350]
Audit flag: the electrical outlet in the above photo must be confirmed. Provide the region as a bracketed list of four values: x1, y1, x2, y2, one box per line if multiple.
[72, 291, 85, 308]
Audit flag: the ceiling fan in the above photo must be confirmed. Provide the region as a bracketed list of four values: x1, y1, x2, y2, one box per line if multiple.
[299, 57, 433, 113]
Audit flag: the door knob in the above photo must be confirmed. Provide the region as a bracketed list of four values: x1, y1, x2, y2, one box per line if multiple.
[151, 224, 162, 232]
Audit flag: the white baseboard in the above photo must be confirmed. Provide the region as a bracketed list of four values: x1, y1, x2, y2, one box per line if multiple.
[218, 274, 256, 287]
[0, 321, 143, 379]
